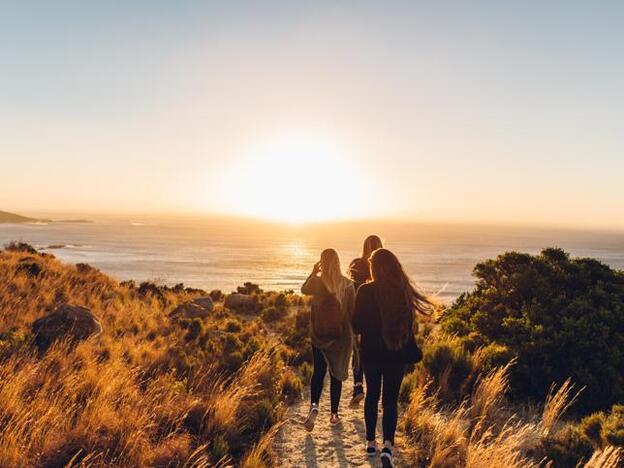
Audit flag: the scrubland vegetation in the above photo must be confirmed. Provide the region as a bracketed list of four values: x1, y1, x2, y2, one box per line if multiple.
[0, 242, 306, 467]
[0, 242, 622, 466]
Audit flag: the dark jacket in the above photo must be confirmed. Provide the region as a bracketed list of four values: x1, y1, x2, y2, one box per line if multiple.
[351, 282, 413, 364]
[348, 257, 370, 291]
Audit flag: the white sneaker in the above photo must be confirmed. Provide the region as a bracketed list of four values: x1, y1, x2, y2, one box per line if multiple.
[303, 405, 318, 432]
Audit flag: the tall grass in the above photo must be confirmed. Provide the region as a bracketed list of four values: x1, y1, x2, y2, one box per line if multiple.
[0, 247, 295, 466]
[401, 350, 614, 467]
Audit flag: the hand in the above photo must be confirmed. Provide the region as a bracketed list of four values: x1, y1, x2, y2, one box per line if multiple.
[312, 261, 321, 275]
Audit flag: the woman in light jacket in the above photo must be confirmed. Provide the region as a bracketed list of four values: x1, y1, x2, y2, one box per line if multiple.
[301, 248, 355, 430]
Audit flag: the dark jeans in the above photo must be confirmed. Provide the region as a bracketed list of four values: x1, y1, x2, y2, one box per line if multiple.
[353, 353, 364, 387]
[363, 362, 405, 445]
[310, 346, 342, 414]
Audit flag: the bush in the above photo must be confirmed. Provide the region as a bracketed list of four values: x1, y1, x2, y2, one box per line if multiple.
[579, 412, 606, 447]
[237, 282, 262, 295]
[399, 370, 419, 403]
[542, 424, 594, 467]
[441, 248, 624, 414]
[479, 343, 515, 372]
[422, 337, 474, 401]
[224, 319, 243, 332]
[274, 293, 287, 308]
[579, 405, 624, 449]
[15, 261, 42, 277]
[279, 367, 303, 403]
[299, 362, 313, 383]
[602, 404, 624, 446]
[4, 241, 38, 254]
[260, 306, 287, 323]
[210, 289, 223, 301]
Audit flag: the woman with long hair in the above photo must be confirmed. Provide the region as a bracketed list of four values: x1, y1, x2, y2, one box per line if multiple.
[301, 248, 355, 430]
[352, 248, 434, 468]
[348, 234, 384, 406]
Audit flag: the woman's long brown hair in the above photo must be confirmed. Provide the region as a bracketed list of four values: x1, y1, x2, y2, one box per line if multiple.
[370, 248, 434, 350]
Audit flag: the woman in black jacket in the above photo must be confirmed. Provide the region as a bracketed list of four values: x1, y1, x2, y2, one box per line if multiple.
[352, 248, 434, 468]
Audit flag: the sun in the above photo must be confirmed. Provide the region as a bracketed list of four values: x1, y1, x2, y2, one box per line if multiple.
[217, 133, 365, 223]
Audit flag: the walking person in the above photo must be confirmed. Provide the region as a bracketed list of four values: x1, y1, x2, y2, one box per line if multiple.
[348, 235, 383, 407]
[301, 248, 356, 431]
[352, 248, 434, 468]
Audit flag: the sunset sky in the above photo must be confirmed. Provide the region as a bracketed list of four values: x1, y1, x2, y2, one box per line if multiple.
[1, 1, 623, 227]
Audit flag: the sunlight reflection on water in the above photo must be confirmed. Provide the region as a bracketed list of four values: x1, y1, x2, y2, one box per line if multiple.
[1, 219, 622, 304]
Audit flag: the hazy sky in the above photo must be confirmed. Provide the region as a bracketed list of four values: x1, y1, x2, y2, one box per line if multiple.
[1, 1, 623, 227]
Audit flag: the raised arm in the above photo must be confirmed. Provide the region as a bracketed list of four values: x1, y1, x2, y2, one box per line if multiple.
[301, 261, 322, 295]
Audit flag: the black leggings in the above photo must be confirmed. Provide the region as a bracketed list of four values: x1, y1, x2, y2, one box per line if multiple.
[364, 362, 405, 445]
[310, 346, 342, 414]
[353, 352, 364, 386]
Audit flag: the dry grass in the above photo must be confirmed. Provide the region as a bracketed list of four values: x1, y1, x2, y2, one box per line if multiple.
[583, 445, 622, 468]
[401, 357, 613, 467]
[0, 247, 294, 466]
[542, 378, 584, 436]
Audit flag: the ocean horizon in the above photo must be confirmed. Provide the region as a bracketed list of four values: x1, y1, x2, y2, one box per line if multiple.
[1, 216, 623, 304]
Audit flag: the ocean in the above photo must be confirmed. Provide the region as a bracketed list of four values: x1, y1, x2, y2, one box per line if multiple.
[1, 217, 622, 303]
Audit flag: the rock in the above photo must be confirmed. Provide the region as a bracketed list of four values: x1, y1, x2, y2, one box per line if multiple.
[192, 296, 214, 311]
[32, 304, 102, 351]
[224, 293, 257, 310]
[169, 302, 211, 320]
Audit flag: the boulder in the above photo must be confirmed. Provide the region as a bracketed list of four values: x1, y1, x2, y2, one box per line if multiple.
[169, 302, 211, 320]
[192, 296, 214, 311]
[224, 293, 257, 310]
[32, 304, 102, 351]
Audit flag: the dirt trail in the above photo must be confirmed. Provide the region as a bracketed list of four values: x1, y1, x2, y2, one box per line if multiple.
[273, 373, 406, 467]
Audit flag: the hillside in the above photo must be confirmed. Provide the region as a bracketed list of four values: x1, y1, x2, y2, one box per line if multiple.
[0, 242, 307, 466]
[0, 242, 621, 467]
[0, 210, 51, 223]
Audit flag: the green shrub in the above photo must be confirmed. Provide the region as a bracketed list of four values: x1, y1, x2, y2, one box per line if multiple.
[440, 248, 624, 414]
[422, 337, 473, 401]
[579, 412, 605, 447]
[542, 424, 593, 467]
[250, 398, 276, 432]
[479, 343, 515, 372]
[603, 404, 624, 447]
[399, 370, 419, 403]
[210, 434, 230, 463]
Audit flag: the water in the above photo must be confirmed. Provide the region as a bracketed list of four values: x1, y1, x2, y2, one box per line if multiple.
[1, 217, 622, 303]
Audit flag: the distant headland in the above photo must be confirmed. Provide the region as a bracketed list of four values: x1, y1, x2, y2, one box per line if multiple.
[0, 210, 91, 224]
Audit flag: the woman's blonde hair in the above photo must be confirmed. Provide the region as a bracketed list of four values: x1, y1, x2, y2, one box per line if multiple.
[362, 235, 383, 260]
[320, 248, 349, 304]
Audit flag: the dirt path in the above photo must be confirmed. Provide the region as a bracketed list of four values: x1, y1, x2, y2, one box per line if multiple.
[273, 373, 406, 467]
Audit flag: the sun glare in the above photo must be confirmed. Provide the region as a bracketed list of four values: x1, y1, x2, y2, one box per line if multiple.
[218, 133, 365, 223]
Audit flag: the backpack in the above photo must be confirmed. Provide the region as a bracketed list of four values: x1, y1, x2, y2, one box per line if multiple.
[312, 282, 344, 341]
